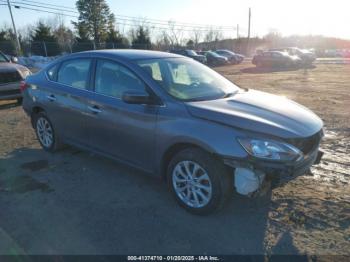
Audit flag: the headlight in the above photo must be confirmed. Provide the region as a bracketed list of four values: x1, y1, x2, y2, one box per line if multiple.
[238, 138, 303, 161]
[20, 70, 31, 79]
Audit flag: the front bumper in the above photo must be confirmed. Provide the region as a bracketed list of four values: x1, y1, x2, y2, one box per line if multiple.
[224, 148, 324, 188]
[0, 82, 22, 100]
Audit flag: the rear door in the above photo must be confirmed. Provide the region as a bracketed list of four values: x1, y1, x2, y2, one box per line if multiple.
[43, 58, 93, 146]
[84, 59, 159, 172]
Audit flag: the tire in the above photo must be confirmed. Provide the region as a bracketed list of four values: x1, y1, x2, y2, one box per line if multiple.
[167, 148, 232, 215]
[33, 112, 62, 152]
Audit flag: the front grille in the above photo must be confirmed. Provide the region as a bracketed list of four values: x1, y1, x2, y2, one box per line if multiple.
[0, 71, 22, 84]
[0, 89, 20, 96]
[288, 130, 323, 155]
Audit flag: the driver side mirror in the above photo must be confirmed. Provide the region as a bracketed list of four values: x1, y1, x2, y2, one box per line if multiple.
[11, 56, 18, 63]
[122, 90, 159, 105]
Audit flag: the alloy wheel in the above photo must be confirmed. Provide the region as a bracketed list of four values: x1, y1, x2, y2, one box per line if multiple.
[36, 117, 53, 148]
[172, 161, 212, 208]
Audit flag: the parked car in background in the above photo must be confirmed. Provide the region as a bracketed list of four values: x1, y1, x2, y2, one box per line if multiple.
[0, 50, 31, 103]
[215, 49, 245, 64]
[270, 47, 316, 65]
[252, 51, 301, 68]
[170, 49, 207, 64]
[21, 50, 324, 215]
[197, 51, 228, 66]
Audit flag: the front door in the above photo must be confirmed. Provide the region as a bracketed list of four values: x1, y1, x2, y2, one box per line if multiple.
[85, 59, 159, 172]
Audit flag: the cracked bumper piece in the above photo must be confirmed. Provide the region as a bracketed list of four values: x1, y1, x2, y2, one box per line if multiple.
[225, 149, 324, 190]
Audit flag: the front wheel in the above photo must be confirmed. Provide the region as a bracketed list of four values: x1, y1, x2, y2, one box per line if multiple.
[167, 148, 232, 215]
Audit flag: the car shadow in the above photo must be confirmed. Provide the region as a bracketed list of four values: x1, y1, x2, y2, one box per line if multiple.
[241, 65, 316, 74]
[0, 146, 303, 256]
[0, 100, 21, 111]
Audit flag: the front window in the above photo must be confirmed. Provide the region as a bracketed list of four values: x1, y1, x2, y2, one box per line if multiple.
[94, 59, 146, 98]
[137, 58, 239, 101]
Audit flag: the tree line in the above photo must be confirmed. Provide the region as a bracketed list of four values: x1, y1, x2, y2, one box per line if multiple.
[1, 0, 349, 56]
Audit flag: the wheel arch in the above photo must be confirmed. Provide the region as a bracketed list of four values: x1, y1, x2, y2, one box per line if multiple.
[160, 141, 221, 181]
[30, 106, 46, 127]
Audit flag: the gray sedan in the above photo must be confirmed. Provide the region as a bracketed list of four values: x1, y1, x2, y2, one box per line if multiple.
[21, 50, 324, 215]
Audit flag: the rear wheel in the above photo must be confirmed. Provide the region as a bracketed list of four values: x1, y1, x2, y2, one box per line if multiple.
[167, 148, 232, 215]
[33, 112, 62, 152]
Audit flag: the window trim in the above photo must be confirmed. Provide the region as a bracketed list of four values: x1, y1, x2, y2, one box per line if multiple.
[46, 63, 59, 82]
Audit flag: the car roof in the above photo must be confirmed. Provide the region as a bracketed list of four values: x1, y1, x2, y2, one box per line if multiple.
[264, 51, 285, 54]
[77, 49, 182, 60]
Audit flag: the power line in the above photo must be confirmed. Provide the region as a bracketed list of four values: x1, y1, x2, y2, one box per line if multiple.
[0, 1, 78, 18]
[1, 0, 245, 35]
[114, 14, 236, 30]
[113, 15, 236, 30]
[2, 2, 238, 33]
[10, 0, 78, 14]
[17, 0, 238, 30]
[20, 0, 76, 11]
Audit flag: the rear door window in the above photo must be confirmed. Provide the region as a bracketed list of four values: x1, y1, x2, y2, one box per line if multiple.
[57, 59, 92, 89]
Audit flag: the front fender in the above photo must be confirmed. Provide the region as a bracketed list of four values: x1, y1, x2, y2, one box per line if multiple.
[155, 112, 249, 175]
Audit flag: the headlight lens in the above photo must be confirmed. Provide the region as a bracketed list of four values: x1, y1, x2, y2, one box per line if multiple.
[238, 138, 303, 161]
[20, 70, 31, 79]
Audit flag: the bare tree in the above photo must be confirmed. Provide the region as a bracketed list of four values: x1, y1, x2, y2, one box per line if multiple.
[155, 30, 171, 51]
[204, 27, 223, 49]
[167, 21, 185, 48]
[191, 28, 203, 49]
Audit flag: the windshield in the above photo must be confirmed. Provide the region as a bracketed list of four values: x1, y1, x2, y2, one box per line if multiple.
[186, 50, 198, 56]
[0, 52, 9, 63]
[221, 50, 235, 55]
[207, 51, 221, 58]
[137, 58, 239, 101]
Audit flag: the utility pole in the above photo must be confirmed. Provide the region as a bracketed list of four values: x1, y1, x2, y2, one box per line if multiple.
[237, 24, 239, 39]
[6, 0, 21, 54]
[247, 7, 251, 56]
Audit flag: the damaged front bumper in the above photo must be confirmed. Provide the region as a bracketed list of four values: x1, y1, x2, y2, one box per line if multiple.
[224, 148, 324, 192]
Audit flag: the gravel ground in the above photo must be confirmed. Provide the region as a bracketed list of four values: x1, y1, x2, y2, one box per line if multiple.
[0, 63, 349, 257]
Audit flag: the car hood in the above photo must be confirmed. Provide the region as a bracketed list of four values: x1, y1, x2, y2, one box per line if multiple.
[186, 89, 323, 138]
[0, 62, 28, 73]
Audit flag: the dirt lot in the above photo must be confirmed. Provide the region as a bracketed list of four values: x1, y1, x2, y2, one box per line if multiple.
[0, 63, 349, 257]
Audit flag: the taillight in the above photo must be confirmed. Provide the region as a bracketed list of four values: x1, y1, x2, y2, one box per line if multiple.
[20, 81, 29, 92]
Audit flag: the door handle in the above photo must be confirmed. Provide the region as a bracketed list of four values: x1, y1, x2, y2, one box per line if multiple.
[88, 105, 102, 114]
[47, 94, 56, 102]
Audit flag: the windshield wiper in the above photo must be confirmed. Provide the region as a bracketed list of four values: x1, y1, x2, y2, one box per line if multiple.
[222, 91, 238, 98]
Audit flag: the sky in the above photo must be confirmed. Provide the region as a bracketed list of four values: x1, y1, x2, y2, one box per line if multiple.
[0, 0, 349, 39]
